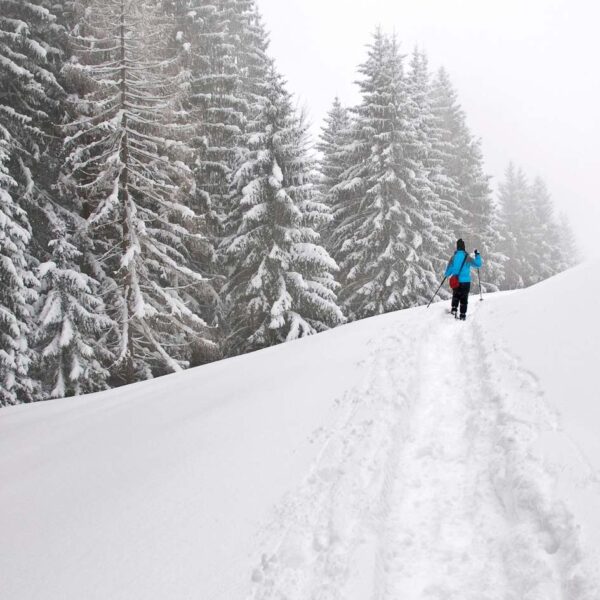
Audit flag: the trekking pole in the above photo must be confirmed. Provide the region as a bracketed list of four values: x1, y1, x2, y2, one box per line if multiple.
[477, 269, 484, 301]
[427, 277, 447, 308]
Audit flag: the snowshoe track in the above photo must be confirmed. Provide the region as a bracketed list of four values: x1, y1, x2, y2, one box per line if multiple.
[247, 305, 598, 599]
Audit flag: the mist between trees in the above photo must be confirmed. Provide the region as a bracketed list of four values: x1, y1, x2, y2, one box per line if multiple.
[0, 0, 578, 405]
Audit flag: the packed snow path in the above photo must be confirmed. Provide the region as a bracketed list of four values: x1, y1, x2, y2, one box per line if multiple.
[248, 303, 597, 599]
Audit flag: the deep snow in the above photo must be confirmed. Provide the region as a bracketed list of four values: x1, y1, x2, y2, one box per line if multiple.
[1, 262, 599, 599]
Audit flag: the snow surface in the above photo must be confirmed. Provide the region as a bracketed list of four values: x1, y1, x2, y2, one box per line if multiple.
[1, 262, 599, 599]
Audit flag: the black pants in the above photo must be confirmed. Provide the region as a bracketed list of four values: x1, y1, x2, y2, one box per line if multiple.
[451, 282, 471, 316]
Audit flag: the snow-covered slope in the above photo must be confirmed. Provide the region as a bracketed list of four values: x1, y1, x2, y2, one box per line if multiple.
[1, 263, 599, 600]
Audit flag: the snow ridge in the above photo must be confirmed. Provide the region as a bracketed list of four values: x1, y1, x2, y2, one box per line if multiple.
[247, 304, 598, 599]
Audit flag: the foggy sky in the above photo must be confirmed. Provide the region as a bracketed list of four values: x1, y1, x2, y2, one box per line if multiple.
[258, 0, 599, 256]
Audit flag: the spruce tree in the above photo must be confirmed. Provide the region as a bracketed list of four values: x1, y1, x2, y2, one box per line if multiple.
[35, 230, 112, 398]
[430, 67, 504, 291]
[169, 0, 277, 356]
[221, 0, 272, 225]
[529, 178, 580, 277]
[168, 0, 243, 222]
[317, 96, 352, 198]
[317, 96, 353, 258]
[498, 163, 535, 289]
[0, 144, 37, 406]
[222, 66, 344, 354]
[62, 0, 216, 382]
[0, 0, 67, 403]
[331, 31, 443, 319]
[498, 166, 579, 289]
[557, 212, 580, 270]
[407, 48, 456, 279]
[0, 0, 65, 232]
[529, 177, 561, 282]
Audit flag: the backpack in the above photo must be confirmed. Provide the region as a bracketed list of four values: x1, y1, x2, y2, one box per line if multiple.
[449, 252, 469, 290]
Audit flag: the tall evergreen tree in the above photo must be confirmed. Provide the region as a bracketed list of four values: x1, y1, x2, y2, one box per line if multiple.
[317, 96, 353, 255]
[0, 0, 65, 233]
[497, 163, 536, 289]
[316, 96, 351, 274]
[318, 96, 352, 198]
[220, 0, 272, 222]
[556, 212, 580, 270]
[0, 0, 67, 404]
[331, 31, 444, 319]
[222, 66, 344, 354]
[169, 0, 277, 351]
[62, 0, 216, 382]
[498, 166, 581, 288]
[34, 229, 112, 398]
[8, 9, 68, 263]
[0, 142, 37, 406]
[528, 177, 562, 282]
[430, 67, 504, 291]
[318, 99, 356, 248]
[407, 48, 456, 279]
[167, 0, 242, 221]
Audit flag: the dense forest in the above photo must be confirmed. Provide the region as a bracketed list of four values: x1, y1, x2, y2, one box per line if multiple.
[0, 0, 578, 404]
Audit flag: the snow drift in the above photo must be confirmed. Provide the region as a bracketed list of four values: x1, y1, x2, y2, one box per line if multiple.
[1, 262, 599, 599]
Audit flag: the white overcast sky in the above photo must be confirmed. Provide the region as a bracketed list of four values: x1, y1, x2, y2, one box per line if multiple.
[257, 0, 599, 255]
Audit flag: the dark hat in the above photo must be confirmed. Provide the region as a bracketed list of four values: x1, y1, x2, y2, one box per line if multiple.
[456, 238, 466, 251]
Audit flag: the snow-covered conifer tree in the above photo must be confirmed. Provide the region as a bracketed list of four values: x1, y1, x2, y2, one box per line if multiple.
[186, 0, 273, 231]
[0, 143, 37, 406]
[0, 0, 64, 210]
[227, 0, 272, 105]
[528, 177, 562, 282]
[0, 0, 67, 403]
[331, 31, 443, 319]
[317, 96, 353, 255]
[529, 177, 580, 280]
[62, 0, 216, 382]
[430, 67, 504, 291]
[168, 1, 242, 221]
[221, 0, 272, 211]
[556, 212, 580, 270]
[497, 163, 536, 289]
[222, 66, 344, 354]
[499, 166, 579, 289]
[407, 48, 456, 278]
[169, 0, 277, 354]
[317, 97, 352, 198]
[35, 230, 112, 398]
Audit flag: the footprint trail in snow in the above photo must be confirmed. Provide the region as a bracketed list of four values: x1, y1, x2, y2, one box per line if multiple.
[247, 304, 599, 600]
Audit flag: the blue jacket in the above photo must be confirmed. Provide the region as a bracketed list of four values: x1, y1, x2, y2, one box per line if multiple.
[444, 250, 483, 283]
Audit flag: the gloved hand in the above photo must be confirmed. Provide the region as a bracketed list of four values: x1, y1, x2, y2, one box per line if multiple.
[474, 249, 479, 255]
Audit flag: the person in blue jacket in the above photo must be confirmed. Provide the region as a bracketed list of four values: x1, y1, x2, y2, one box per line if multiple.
[445, 239, 483, 320]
